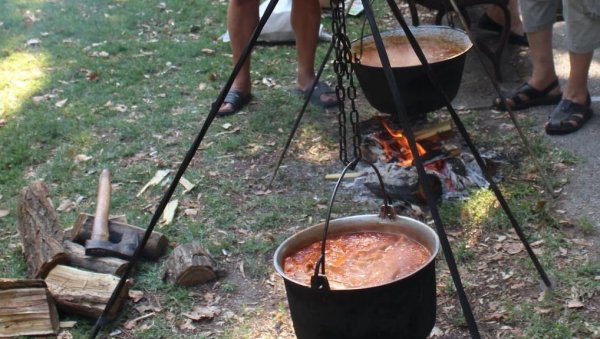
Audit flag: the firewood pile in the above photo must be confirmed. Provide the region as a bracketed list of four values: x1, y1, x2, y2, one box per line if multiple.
[1, 180, 220, 337]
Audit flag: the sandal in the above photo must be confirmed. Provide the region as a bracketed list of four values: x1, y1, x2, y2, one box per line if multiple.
[216, 90, 252, 117]
[492, 79, 562, 111]
[295, 81, 338, 109]
[545, 96, 593, 135]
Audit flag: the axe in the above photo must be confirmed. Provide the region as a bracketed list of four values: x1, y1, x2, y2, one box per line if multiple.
[85, 169, 139, 260]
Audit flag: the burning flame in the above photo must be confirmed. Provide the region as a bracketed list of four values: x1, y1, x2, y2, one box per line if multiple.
[374, 120, 427, 167]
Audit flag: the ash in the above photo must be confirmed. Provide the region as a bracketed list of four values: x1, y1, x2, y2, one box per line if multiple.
[348, 150, 505, 204]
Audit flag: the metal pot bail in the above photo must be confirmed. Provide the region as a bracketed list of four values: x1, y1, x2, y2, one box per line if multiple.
[310, 158, 397, 290]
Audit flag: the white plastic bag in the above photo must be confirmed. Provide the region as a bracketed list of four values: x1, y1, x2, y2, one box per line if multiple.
[221, 0, 329, 43]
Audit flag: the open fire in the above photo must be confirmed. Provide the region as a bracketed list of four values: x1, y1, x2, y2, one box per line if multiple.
[372, 119, 427, 167]
[352, 116, 502, 203]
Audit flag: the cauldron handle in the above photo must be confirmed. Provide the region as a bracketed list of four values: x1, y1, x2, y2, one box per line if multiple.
[311, 159, 396, 290]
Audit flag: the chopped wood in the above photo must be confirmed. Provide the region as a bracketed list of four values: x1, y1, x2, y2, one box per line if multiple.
[163, 242, 218, 286]
[71, 213, 168, 260]
[0, 278, 46, 290]
[44, 265, 132, 320]
[17, 180, 68, 278]
[0, 279, 59, 337]
[63, 240, 130, 276]
[413, 120, 453, 141]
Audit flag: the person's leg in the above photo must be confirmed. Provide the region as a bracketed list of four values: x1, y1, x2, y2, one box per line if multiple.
[526, 29, 561, 92]
[562, 0, 600, 104]
[493, 28, 562, 109]
[563, 51, 593, 104]
[291, 0, 337, 107]
[485, 0, 524, 36]
[492, 0, 562, 110]
[544, 0, 598, 134]
[218, 0, 259, 115]
[544, 50, 593, 134]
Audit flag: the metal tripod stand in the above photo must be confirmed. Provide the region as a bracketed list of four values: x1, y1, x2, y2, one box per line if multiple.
[89, 1, 553, 337]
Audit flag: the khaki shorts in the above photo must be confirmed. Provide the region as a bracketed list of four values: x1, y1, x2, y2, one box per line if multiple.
[521, 0, 600, 53]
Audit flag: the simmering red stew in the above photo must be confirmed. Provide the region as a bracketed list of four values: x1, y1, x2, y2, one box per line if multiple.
[283, 231, 431, 289]
[357, 35, 464, 68]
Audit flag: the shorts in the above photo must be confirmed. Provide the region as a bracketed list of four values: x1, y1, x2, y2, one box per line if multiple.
[520, 0, 600, 53]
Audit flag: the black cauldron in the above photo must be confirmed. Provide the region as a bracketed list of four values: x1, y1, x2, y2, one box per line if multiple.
[273, 214, 440, 339]
[351, 25, 472, 117]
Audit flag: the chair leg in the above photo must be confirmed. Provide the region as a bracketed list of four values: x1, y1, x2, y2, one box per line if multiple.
[477, 2, 510, 81]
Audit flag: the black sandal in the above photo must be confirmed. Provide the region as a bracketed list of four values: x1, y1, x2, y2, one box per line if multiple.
[295, 81, 338, 109]
[545, 96, 593, 135]
[492, 79, 562, 111]
[478, 14, 529, 46]
[216, 90, 252, 117]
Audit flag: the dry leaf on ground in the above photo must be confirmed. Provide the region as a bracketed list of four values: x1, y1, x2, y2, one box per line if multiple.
[129, 290, 144, 302]
[182, 305, 221, 321]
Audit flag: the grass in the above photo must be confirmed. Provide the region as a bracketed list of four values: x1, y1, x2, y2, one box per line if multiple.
[1, 0, 599, 338]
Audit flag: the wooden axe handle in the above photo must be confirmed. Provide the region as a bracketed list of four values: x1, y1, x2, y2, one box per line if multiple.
[90, 169, 111, 241]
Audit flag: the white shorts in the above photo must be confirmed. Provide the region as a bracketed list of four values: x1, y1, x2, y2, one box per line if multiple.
[521, 0, 600, 53]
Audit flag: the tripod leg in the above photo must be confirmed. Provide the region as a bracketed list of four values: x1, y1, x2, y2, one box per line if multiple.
[361, 0, 483, 336]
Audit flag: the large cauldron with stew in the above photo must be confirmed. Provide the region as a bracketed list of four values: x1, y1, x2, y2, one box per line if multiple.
[274, 209, 440, 339]
[351, 25, 473, 117]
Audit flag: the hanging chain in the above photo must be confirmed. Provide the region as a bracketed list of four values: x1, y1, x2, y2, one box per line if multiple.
[331, 0, 361, 166]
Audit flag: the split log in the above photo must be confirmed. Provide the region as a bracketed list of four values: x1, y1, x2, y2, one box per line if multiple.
[63, 240, 130, 276]
[17, 180, 68, 278]
[413, 120, 453, 141]
[44, 265, 132, 320]
[71, 213, 168, 260]
[162, 242, 218, 286]
[0, 279, 59, 337]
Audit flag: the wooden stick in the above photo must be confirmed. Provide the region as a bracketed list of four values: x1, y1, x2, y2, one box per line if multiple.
[325, 171, 367, 181]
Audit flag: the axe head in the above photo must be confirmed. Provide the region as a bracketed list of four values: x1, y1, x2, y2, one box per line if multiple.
[85, 231, 139, 260]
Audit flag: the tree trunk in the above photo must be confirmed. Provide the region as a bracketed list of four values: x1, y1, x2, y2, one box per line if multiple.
[44, 265, 131, 320]
[71, 213, 168, 260]
[17, 180, 68, 278]
[0, 279, 59, 337]
[63, 240, 130, 276]
[162, 242, 218, 286]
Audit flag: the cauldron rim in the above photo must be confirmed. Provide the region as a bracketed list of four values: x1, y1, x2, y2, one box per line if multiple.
[350, 25, 474, 70]
[273, 214, 440, 291]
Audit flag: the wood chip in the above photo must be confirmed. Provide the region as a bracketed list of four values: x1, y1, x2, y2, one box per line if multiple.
[137, 169, 171, 197]
[179, 177, 195, 193]
[160, 199, 178, 226]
